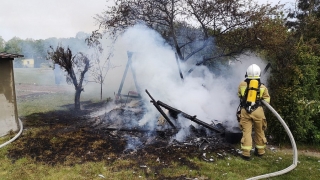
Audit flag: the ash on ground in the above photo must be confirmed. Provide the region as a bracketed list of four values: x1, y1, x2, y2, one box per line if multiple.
[88, 100, 238, 156]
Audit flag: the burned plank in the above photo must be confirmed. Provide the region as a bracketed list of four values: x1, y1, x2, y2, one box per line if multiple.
[156, 100, 225, 134]
[145, 89, 176, 129]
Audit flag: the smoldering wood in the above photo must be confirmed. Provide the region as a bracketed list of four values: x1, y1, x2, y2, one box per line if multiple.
[156, 100, 225, 134]
[145, 89, 176, 129]
[85, 97, 238, 154]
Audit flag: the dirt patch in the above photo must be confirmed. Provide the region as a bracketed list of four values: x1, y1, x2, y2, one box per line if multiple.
[15, 83, 71, 93]
[14, 83, 73, 102]
[298, 150, 320, 158]
[271, 147, 320, 158]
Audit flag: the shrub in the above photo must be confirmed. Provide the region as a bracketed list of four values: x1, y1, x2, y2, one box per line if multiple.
[267, 40, 320, 143]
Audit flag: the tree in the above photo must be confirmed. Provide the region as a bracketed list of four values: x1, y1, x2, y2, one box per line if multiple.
[266, 40, 320, 143]
[256, 0, 320, 143]
[287, 0, 320, 86]
[90, 0, 282, 68]
[266, 0, 320, 143]
[19, 39, 48, 68]
[4, 37, 22, 54]
[47, 45, 90, 110]
[4, 37, 23, 67]
[0, 36, 5, 52]
[286, 0, 320, 32]
[88, 46, 115, 100]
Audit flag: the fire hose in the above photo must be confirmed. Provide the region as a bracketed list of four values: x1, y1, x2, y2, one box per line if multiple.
[0, 118, 23, 149]
[247, 100, 298, 180]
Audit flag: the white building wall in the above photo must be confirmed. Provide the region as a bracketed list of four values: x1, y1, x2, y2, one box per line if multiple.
[0, 60, 19, 137]
[0, 94, 17, 136]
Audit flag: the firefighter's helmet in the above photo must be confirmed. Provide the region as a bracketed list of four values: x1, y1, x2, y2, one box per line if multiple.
[246, 64, 261, 79]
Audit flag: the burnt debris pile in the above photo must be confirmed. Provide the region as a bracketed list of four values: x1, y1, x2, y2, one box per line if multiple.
[88, 89, 238, 157]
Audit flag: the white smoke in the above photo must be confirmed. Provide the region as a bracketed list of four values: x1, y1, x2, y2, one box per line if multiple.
[102, 24, 268, 141]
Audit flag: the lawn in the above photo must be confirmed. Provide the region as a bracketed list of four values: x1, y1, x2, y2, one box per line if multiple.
[0, 68, 319, 180]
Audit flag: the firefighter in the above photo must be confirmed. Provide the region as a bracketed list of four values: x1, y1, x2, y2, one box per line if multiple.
[237, 64, 270, 160]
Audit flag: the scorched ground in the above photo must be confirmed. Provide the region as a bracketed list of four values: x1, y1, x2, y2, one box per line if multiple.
[8, 84, 240, 179]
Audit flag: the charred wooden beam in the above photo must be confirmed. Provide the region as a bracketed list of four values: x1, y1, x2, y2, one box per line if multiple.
[157, 100, 225, 134]
[145, 89, 176, 129]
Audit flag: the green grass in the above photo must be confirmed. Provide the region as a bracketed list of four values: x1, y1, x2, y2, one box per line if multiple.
[14, 68, 56, 85]
[17, 92, 74, 116]
[1, 144, 319, 180]
[1, 68, 319, 179]
[0, 156, 147, 180]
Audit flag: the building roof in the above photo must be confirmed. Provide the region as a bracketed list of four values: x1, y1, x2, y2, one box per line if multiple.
[0, 52, 24, 60]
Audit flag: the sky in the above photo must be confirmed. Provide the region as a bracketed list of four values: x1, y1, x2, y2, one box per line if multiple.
[0, 0, 297, 42]
[0, 0, 111, 41]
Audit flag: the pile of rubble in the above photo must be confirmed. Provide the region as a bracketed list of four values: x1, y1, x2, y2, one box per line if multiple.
[88, 95, 239, 158]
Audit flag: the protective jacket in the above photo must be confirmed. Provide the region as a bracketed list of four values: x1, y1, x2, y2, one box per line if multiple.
[237, 79, 270, 157]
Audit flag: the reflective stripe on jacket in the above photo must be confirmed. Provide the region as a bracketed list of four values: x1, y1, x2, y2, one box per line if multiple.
[237, 81, 270, 103]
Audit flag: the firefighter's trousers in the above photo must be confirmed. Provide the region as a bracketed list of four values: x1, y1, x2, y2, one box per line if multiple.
[239, 106, 267, 157]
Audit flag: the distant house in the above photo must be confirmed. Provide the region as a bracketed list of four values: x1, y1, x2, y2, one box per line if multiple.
[21, 58, 34, 68]
[0, 52, 24, 137]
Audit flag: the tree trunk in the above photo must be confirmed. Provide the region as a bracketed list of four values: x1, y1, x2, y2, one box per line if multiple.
[74, 88, 82, 110]
[100, 83, 103, 100]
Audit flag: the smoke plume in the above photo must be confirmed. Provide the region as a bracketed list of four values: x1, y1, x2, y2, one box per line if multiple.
[99, 24, 268, 141]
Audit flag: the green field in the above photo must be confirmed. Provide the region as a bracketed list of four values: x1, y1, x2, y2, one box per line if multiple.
[14, 68, 57, 85]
